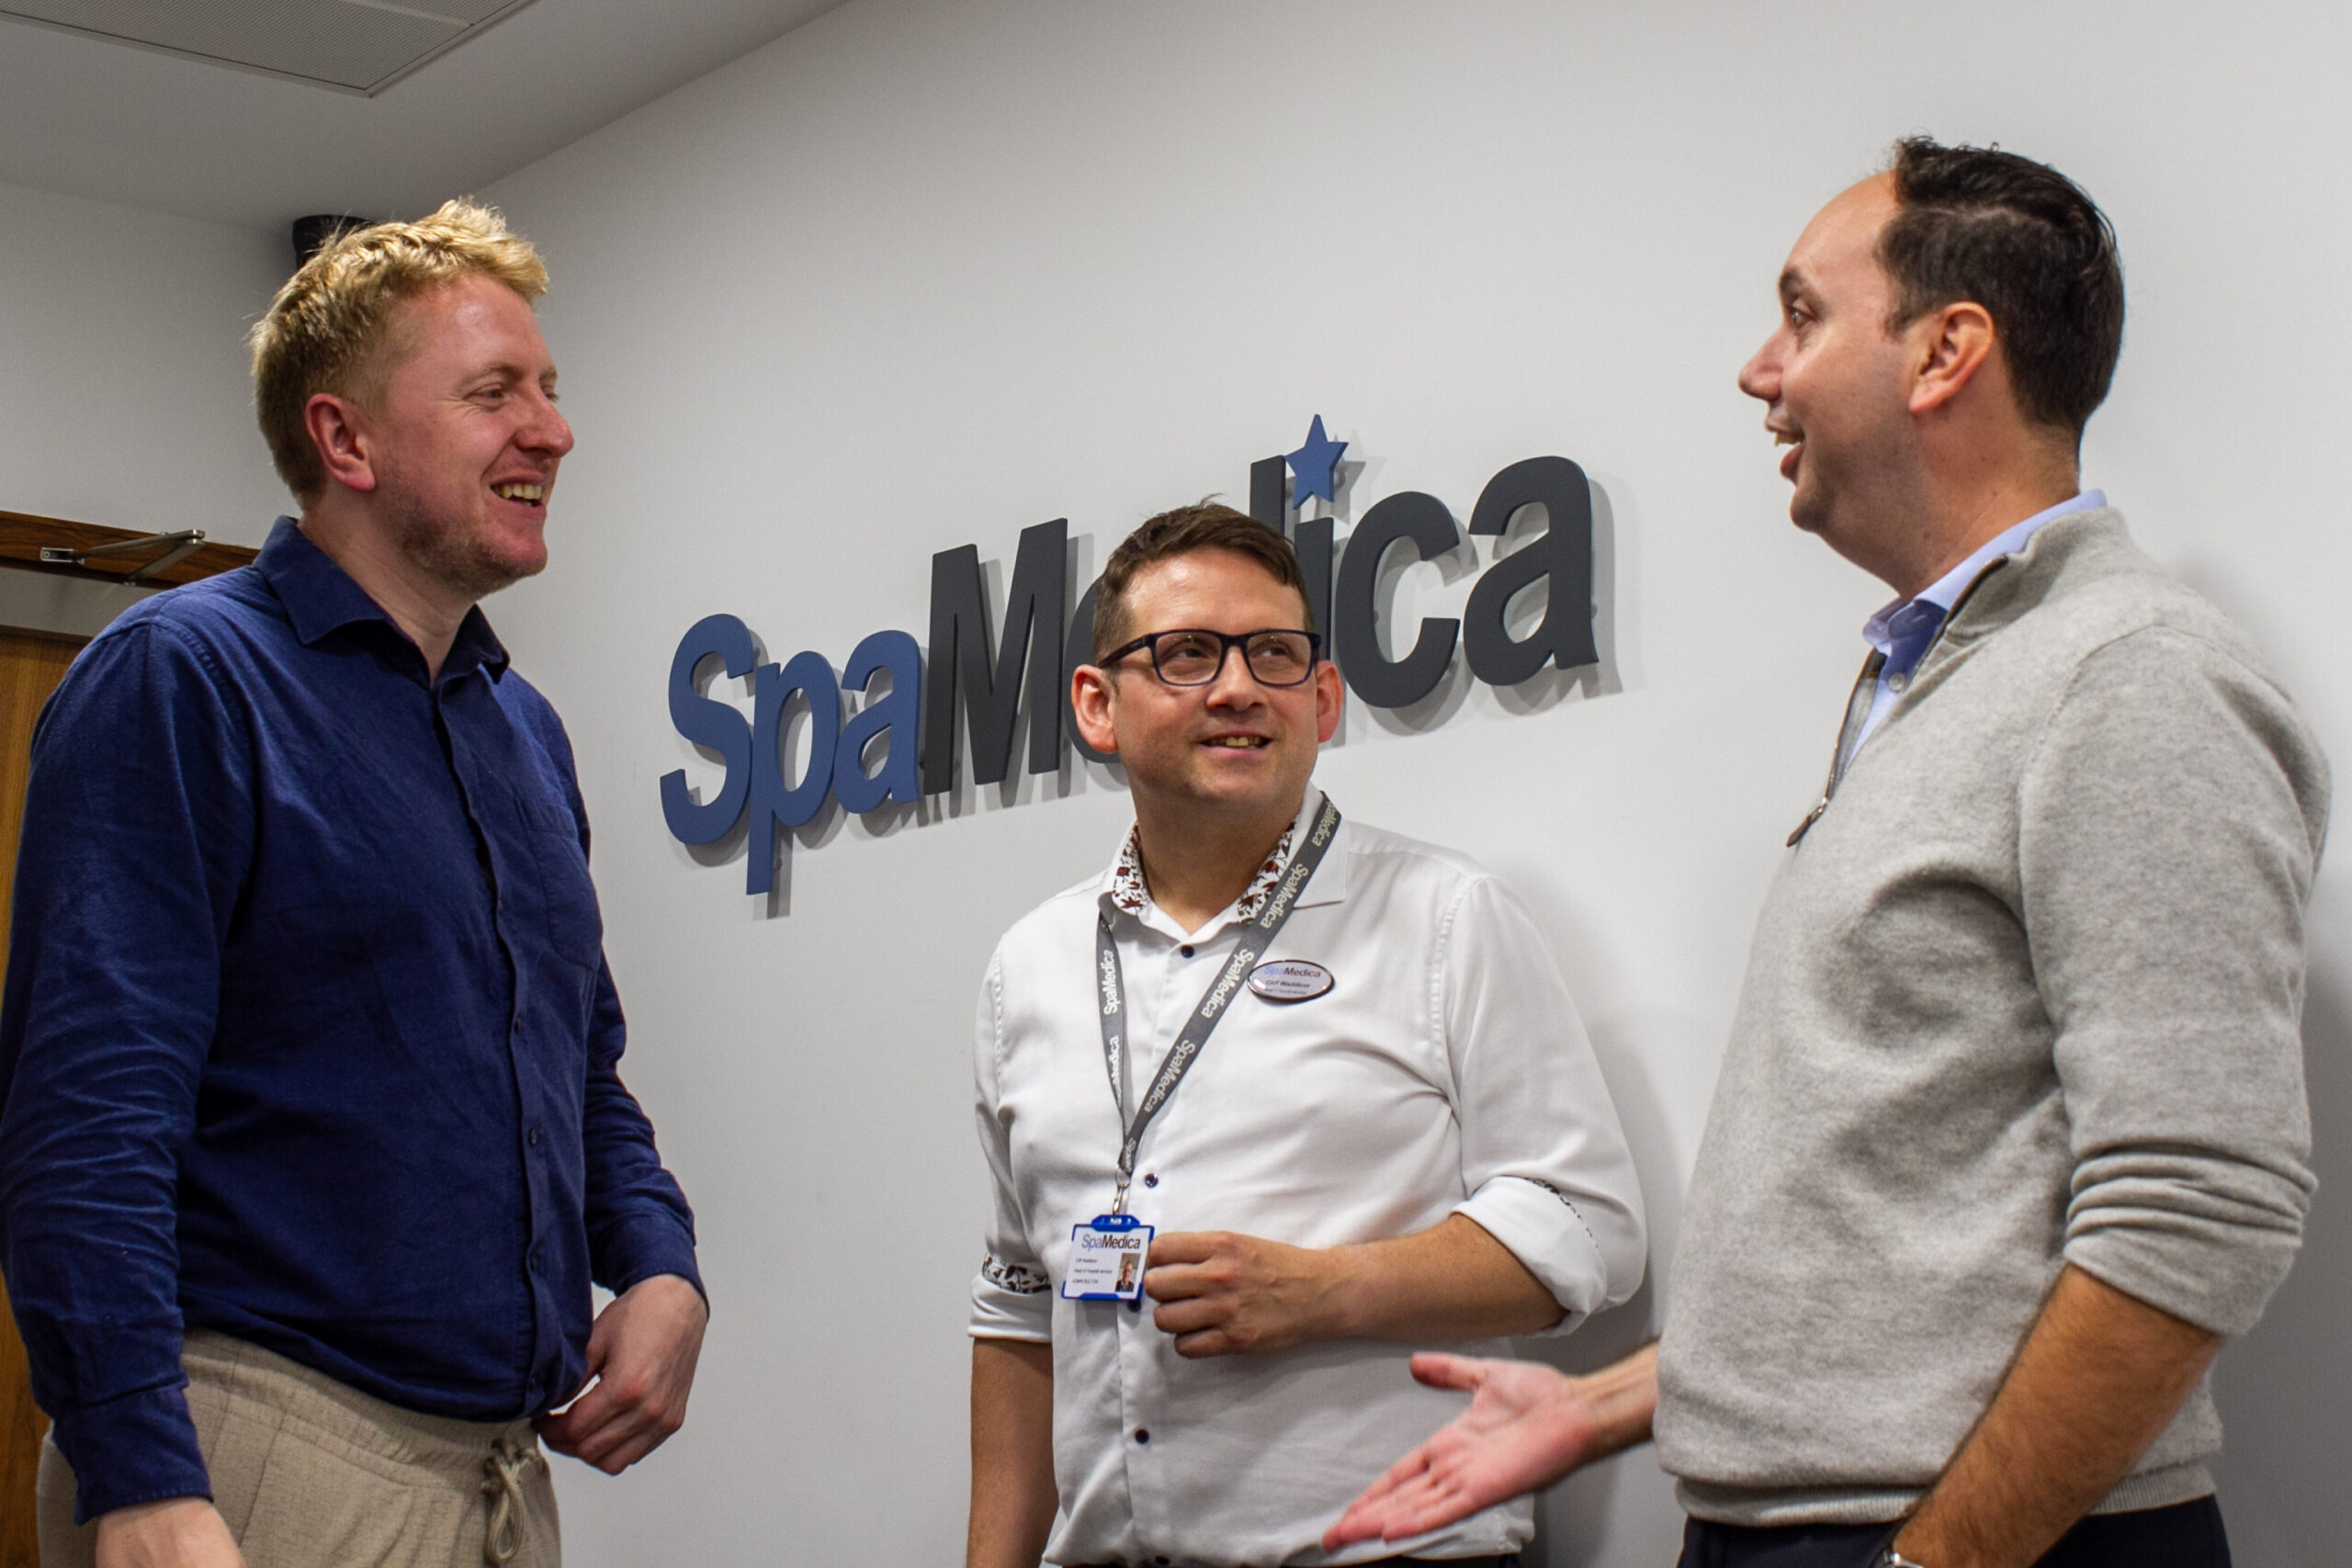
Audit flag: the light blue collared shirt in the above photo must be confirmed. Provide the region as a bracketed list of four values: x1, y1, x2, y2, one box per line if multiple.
[1849, 490, 2106, 755]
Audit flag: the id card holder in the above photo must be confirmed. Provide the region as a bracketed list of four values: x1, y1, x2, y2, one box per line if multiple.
[1062, 1213, 1153, 1302]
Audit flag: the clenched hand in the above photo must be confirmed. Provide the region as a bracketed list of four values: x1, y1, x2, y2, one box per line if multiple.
[95, 1498, 245, 1568]
[537, 1273, 708, 1473]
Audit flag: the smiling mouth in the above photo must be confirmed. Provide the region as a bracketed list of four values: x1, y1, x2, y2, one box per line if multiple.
[492, 481, 546, 503]
[1204, 736, 1270, 750]
[1772, 429, 1803, 480]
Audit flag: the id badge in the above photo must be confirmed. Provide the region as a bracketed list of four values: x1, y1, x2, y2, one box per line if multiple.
[1062, 1213, 1153, 1302]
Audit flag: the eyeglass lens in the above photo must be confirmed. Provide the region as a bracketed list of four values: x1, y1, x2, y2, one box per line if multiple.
[1153, 631, 1316, 686]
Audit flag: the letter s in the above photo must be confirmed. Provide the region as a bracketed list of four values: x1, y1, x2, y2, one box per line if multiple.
[660, 614, 757, 845]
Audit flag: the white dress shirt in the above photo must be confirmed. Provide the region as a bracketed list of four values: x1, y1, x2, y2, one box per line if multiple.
[969, 789, 1647, 1567]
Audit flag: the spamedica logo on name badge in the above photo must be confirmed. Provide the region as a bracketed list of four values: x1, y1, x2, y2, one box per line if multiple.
[1248, 959, 1333, 1003]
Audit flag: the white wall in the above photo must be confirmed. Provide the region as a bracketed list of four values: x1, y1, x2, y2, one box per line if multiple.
[472, 2, 2352, 1562]
[0, 178, 288, 552]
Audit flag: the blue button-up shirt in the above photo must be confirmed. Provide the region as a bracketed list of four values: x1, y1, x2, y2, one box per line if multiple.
[1849, 490, 2107, 755]
[0, 518, 700, 1521]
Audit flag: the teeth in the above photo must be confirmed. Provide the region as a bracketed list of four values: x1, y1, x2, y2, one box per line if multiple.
[1208, 737, 1267, 749]
[493, 482, 545, 501]
[1773, 432, 1798, 446]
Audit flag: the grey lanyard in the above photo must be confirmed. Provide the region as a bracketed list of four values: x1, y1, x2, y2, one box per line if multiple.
[1094, 795, 1342, 1213]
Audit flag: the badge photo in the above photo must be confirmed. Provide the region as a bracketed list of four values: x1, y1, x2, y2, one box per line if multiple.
[1248, 958, 1333, 1003]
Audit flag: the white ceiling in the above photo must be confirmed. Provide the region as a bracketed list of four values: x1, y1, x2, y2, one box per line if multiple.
[0, 0, 853, 236]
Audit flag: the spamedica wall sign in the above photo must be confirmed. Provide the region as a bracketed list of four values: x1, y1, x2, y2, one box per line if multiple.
[661, 421, 1597, 893]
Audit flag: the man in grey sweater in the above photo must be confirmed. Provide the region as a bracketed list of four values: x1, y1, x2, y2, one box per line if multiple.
[1325, 139, 2328, 1568]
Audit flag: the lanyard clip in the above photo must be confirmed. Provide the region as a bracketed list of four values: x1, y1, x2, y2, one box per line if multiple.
[1110, 1173, 1132, 1217]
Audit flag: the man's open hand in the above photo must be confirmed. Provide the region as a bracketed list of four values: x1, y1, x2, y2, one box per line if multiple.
[537, 1273, 707, 1474]
[1324, 1350, 1647, 1551]
[1142, 1230, 1346, 1357]
[95, 1497, 245, 1568]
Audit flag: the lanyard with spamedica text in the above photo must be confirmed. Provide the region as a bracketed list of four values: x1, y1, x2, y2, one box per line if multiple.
[1092, 795, 1342, 1215]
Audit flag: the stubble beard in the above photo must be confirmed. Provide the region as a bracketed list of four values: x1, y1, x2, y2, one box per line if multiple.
[379, 474, 542, 604]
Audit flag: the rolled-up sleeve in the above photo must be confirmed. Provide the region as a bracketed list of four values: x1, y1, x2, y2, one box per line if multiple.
[1440, 877, 1646, 1333]
[0, 623, 252, 1518]
[969, 951, 1052, 1342]
[2021, 627, 2329, 1336]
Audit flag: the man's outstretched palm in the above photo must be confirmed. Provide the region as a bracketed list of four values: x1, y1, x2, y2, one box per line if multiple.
[1322, 1354, 1605, 1551]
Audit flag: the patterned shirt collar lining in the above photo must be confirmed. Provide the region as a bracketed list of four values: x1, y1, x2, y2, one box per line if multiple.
[1109, 818, 1297, 924]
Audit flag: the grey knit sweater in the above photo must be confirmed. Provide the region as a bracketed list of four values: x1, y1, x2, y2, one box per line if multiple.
[1655, 509, 2330, 1526]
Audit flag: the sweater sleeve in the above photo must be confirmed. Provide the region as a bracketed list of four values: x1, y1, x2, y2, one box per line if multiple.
[2018, 626, 2329, 1336]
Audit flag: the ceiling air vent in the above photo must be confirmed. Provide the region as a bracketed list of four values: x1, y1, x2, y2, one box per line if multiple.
[1, 0, 538, 96]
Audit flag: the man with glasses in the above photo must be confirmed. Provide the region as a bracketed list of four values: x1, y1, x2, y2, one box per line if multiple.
[964, 502, 1646, 1568]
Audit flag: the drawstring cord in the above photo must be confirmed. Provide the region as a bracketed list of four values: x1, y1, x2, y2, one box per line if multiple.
[481, 1437, 542, 1564]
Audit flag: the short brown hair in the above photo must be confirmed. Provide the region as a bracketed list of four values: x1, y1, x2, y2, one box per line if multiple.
[249, 198, 548, 499]
[1091, 502, 1310, 662]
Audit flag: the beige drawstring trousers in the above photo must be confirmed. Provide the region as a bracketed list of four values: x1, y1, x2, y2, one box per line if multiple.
[38, 1331, 560, 1568]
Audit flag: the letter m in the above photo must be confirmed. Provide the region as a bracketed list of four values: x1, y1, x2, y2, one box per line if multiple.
[922, 517, 1068, 793]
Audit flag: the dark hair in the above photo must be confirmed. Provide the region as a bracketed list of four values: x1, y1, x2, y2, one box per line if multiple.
[1880, 137, 2124, 439]
[1091, 502, 1309, 662]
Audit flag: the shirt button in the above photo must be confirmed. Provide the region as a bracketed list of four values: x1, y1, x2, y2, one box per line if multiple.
[1133, 1428, 1149, 1444]
[1142, 1173, 1159, 1188]
[1889, 672, 1911, 694]
[1178, 945, 1194, 958]
[527, 1127, 540, 1147]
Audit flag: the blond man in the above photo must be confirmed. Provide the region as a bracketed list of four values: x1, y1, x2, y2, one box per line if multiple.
[1, 201, 707, 1568]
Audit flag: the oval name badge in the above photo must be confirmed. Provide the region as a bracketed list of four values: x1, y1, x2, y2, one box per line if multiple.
[1249, 959, 1334, 1004]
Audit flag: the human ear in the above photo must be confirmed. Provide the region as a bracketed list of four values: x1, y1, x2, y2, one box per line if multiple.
[1071, 665, 1120, 757]
[1313, 660, 1344, 745]
[1908, 301, 1996, 415]
[304, 392, 379, 494]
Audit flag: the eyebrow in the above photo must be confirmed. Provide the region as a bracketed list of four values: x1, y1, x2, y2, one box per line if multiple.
[1777, 266, 1804, 302]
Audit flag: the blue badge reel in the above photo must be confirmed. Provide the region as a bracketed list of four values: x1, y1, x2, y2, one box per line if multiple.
[1063, 1213, 1153, 1302]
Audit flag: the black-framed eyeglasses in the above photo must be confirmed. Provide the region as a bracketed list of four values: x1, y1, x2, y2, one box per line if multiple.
[1099, 628, 1324, 687]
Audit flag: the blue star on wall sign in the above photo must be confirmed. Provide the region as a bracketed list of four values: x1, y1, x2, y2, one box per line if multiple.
[1286, 415, 1348, 508]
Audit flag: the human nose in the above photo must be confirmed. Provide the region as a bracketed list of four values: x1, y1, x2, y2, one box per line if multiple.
[520, 390, 574, 457]
[1737, 333, 1781, 403]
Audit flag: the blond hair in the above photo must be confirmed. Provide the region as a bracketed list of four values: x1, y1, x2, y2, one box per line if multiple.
[249, 198, 548, 499]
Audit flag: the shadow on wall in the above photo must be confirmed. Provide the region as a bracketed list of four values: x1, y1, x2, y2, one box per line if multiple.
[2211, 912, 2352, 1564]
